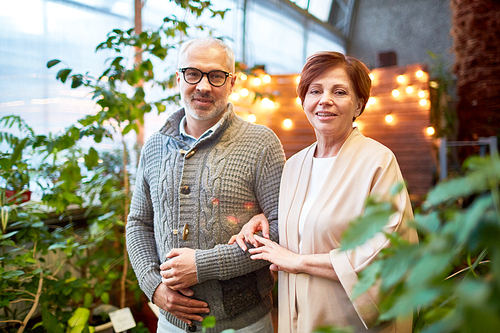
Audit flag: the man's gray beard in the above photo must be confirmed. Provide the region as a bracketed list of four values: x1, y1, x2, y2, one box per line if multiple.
[183, 96, 228, 121]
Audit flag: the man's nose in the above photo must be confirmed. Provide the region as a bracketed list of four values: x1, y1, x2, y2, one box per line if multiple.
[196, 75, 212, 92]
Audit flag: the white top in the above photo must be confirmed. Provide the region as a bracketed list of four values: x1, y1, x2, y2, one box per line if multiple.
[298, 156, 336, 253]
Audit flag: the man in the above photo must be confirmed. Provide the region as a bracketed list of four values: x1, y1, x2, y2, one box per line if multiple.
[126, 37, 285, 333]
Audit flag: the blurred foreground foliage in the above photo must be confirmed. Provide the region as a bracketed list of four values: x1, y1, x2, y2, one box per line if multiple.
[338, 153, 500, 333]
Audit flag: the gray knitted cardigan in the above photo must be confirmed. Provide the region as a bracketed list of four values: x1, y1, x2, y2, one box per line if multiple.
[126, 104, 285, 332]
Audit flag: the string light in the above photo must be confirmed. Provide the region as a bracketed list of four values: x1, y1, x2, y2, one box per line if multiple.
[240, 88, 249, 97]
[418, 90, 426, 98]
[261, 98, 275, 109]
[397, 75, 405, 83]
[253, 77, 262, 86]
[296, 97, 302, 105]
[296, 76, 301, 84]
[368, 97, 376, 105]
[230, 92, 240, 101]
[247, 114, 256, 123]
[385, 114, 394, 123]
[426, 126, 435, 135]
[263, 74, 271, 83]
[392, 89, 400, 97]
[369, 73, 374, 81]
[240, 73, 248, 81]
[416, 70, 424, 78]
[406, 86, 413, 94]
[283, 119, 293, 129]
[419, 99, 428, 106]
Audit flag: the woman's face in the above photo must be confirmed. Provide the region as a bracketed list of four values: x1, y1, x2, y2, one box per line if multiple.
[303, 66, 362, 142]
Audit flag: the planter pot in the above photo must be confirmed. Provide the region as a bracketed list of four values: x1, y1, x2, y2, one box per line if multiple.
[95, 321, 114, 333]
[5, 190, 31, 203]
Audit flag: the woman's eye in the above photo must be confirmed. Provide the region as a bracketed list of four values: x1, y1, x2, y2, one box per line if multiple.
[335, 90, 347, 95]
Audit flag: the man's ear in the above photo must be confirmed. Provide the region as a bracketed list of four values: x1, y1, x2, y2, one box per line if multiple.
[176, 71, 181, 86]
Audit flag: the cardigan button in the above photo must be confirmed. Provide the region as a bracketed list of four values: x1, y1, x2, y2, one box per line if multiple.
[180, 186, 191, 195]
[188, 324, 197, 332]
[185, 148, 197, 159]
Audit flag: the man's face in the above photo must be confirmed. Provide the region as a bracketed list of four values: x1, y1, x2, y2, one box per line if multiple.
[177, 45, 235, 123]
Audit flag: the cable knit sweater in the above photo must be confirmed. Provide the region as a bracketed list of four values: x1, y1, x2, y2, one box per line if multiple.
[126, 103, 285, 332]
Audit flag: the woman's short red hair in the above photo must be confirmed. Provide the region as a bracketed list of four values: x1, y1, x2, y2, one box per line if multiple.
[297, 52, 372, 119]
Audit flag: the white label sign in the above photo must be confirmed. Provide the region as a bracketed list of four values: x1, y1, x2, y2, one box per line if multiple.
[109, 307, 136, 332]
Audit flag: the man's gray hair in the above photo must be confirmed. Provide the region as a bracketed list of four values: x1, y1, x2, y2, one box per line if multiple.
[177, 37, 235, 73]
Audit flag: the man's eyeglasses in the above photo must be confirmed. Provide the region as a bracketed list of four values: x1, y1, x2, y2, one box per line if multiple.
[179, 67, 232, 87]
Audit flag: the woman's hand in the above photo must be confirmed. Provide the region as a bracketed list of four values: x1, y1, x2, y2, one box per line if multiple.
[249, 235, 339, 280]
[247, 235, 301, 274]
[228, 213, 270, 251]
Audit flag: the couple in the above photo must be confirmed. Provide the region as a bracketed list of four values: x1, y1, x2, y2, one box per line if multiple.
[126, 36, 416, 333]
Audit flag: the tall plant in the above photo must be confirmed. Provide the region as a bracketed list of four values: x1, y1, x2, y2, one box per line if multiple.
[1, 1, 228, 331]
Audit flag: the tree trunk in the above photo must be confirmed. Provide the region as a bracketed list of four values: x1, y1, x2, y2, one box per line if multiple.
[450, 0, 500, 141]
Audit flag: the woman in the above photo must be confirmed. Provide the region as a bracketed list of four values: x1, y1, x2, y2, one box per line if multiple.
[229, 52, 417, 332]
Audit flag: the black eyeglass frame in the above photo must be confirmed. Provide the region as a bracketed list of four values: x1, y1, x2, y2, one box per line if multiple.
[179, 67, 232, 87]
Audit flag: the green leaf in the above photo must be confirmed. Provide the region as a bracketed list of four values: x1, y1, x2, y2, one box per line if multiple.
[202, 316, 216, 328]
[340, 201, 393, 250]
[56, 68, 72, 83]
[41, 304, 65, 333]
[380, 287, 440, 321]
[68, 307, 90, 328]
[100, 291, 110, 304]
[84, 292, 93, 308]
[84, 147, 99, 169]
[71, 75, 83, 88]
[47, 59, 61, 68]
[0, 231, 19, 239]
[414, 211, 441, 234]
[352, 260, 381, 299]
[389, 182, 405, 197]
[379, 245, 419, 291]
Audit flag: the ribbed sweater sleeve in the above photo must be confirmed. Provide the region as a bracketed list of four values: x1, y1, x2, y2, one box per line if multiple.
[195, 131, 285, 283]
[126, 145, 161, 301]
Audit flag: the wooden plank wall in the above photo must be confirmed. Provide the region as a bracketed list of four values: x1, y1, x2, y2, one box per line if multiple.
[232, 65, 436, 201]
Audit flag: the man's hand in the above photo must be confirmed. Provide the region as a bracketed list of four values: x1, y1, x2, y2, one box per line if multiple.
[152, 283, 209, 325]
[160, 248, 198, 290]
[228, 213, 270, 251]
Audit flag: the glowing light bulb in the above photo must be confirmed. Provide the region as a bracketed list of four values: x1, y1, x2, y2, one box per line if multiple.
[392, 89, 400, 97]
[253, 77, 262, 86]
[263, 74, 271, 83]
[406, 86, 414, 94]
[418, 90, 426, 98]
[397, 75, 405, 83]
[429, 81, 439, 89]
[261, 98, 275, 109]
[385, 114, 394, 123]
[296, 76, 301, 84]
[283, 119, 293, 129]
[247, 114, 256, 123]
[416, 70, 424, 78]
[419, 99, 428, 106]
[240, 88, 249, 97]
[240, 73, 248, 81]
[296, 97, 302, 105]
[369, 73, 374, 81]
[230, 92, 240, 101]
[368, 97, 376, 105]
[426, 126, 435, 135]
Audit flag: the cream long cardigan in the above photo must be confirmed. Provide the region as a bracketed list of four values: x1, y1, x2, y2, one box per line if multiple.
[277, 128, 418, 333]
